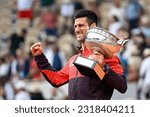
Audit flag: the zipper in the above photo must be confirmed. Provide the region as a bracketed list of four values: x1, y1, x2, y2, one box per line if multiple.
[74, 54, 80, 99]
[74, 69, 78, 98]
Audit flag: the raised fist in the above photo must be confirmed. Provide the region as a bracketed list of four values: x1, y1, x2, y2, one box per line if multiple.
[30, 42, 43, 56]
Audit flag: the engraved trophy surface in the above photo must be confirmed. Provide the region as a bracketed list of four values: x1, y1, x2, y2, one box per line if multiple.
[73, 27, 128, 80]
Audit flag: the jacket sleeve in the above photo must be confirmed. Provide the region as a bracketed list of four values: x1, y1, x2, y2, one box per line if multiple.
[34, 53, 69, 88]
[104, 56, 127, 93]
[104, 69, 127, 93]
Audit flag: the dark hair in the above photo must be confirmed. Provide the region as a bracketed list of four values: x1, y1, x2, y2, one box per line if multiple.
[73, 9, 98, 26]
[113, 15, 119, 22]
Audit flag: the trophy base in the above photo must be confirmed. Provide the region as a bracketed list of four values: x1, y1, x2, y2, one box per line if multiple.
[73, 56, 105, 80]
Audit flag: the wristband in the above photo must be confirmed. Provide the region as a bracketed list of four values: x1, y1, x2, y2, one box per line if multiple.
[103, 64, 110, 73]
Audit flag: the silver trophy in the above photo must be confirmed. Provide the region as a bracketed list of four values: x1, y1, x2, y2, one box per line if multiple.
[73, 27, 128, 80]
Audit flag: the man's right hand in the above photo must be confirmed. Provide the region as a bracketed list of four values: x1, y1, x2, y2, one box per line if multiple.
[30, 42, 43, 56]
[88, 50, 105, 68]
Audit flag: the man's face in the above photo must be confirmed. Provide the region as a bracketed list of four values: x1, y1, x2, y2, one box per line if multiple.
[74, 17, 89, 43]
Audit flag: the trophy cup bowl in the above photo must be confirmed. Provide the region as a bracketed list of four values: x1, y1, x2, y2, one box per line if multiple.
[73, 27, 128, 80]
[85, 27, 126, 58]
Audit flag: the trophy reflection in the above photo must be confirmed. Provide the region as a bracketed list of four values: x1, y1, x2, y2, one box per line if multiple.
[73, 27, 128, 80]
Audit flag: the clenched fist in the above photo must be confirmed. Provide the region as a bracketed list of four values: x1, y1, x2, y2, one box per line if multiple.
[30, 42, 43, 56]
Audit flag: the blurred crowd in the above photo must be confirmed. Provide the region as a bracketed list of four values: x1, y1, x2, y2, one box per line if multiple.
[0, 0, 150, 100]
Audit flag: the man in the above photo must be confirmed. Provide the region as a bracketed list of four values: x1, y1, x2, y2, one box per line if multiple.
[30, 9, 127, 100]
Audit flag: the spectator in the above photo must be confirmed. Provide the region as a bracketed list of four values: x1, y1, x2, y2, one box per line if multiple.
[16, 0, 35, 21]
[40, 0, 55, 8]
[9, 28, 27, 56]
[137, 48, 150, 99]
[73, 0, 84, 12]
[0, 57, 9, 84]
[40, 8, 58, 36]
[43, 36, 67, 70]
[126, 0, 144, 33]
[16, 48, 30, 79]
[28, 52, 42, 80]
[108, 0, 126, 27]
[108, 15, 123, 35]
[0, 83, 5, 100]
[14, 80, 31, 100]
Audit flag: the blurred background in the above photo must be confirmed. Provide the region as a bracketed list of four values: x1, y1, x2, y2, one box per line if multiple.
[0, 0, 150, 100]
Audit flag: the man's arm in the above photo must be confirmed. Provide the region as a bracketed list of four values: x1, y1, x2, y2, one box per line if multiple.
[103, 68, 127, 93]
[90, 53, 127, 93]
[34, 53, 69, 88]
[104, 56, 127, 93]
[30, 42, 69, 88]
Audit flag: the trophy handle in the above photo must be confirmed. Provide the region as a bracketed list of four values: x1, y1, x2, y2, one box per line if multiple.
[114, 39, 129, 56]
[117, 39, 129, 45]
